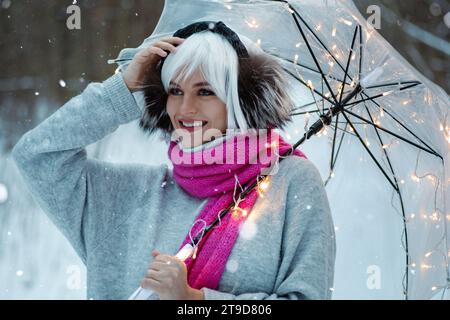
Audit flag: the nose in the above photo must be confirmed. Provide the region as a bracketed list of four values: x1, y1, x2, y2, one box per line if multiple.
[178, 94, 198, 115]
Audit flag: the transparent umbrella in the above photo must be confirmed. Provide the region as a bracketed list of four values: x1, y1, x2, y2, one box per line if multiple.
[109, 0, 450, 299]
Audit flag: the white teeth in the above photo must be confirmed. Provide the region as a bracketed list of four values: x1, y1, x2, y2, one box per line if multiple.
[181, 121, 204, 127]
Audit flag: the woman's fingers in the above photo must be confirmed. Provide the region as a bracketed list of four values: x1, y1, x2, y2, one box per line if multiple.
[154, 41, 178, 54]
[122, 36, 184, 91]
[159, 36, 185, 45]
[150, 261, 174, 272]
[141, 277, 161, 290]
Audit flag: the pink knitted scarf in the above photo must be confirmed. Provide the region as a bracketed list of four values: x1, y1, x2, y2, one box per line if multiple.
[167, 129, 307, 290]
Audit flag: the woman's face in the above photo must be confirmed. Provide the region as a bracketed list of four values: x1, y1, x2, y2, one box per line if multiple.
[166, 69, 228, 148]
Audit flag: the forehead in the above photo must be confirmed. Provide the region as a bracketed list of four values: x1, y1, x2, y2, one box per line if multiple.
[170, 69, 210, 87]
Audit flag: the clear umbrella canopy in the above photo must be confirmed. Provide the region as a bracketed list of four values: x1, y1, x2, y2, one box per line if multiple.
[109, 0, 450, 299]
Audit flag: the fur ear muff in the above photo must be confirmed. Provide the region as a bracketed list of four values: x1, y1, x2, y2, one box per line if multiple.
[139, 62, 173, 136]
[238, 53, 293, 130]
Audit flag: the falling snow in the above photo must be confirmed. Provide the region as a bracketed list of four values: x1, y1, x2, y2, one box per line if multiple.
[59, 80, 66, 88]
[239, 220, 257, 240]
[0, 183, 8, 203]
[225, 259, 238, 273]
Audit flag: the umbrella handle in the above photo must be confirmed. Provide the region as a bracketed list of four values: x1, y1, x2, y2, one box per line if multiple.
[128, 243, 195, 300]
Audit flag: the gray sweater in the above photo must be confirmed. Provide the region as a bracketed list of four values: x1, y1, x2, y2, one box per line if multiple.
[11, 72, 336, 300]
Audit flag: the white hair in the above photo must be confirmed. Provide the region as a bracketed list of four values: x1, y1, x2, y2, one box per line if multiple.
[160, 30, 264, 131]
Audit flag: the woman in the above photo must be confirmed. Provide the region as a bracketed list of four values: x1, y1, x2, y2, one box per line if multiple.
[12, 21, 336, 300]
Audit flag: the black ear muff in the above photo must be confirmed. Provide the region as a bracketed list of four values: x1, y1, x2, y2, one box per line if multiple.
[139, 61, 173, 137]
[237, 53, 293, 130]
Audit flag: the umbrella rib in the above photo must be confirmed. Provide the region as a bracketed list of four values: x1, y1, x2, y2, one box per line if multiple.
[333, 120, 348, 168]
[291, 100, 323, 112]
[339, 25, 359, 105]
[291, 87, 357, 114]
[283, 68, 335, 105]
[270, 52, 353, 86]
[364, 81, 421, 90]
[358, 24, 363, 81]
[357, 92, 442, 159]
[283, 2, 352, 78]
[288, 6, 339, 104]
[344, 108, 443, 159]
[362, 101, 401, 187]
[291, 109, 330, 116]
[340, 110, 398, 190]
[330, 113, 340, 170]
[324, 122, 358, 137]
[344, 83, 422, 106]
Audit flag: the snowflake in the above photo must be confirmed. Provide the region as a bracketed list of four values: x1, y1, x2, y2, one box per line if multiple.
[0, 183, 8, 203]
[239, 221, 257, 240]
[225, 259, 239, 273]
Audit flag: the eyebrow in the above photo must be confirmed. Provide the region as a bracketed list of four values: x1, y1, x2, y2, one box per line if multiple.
[169, 81, 212, 88]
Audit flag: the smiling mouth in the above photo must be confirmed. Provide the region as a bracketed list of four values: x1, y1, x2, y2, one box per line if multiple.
[178, 120, 208, 130]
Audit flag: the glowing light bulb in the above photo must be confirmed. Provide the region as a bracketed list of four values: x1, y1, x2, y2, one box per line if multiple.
[421, 264, 432, 270]
[339, 18, 353, 26]
[257, 177, 270, 198]
[245, 18, 259, 28]
[232, 206, 248, 219]
[430, 211, 439, 221]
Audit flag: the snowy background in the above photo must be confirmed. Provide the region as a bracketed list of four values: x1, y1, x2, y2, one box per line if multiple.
[1, 0, 449, 299]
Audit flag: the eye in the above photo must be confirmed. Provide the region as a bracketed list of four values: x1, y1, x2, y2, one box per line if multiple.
[168, 87, 182, 95]
[198, 89, 215, 96]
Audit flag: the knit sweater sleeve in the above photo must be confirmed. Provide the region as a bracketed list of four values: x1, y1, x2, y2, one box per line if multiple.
[201, 157, 336, 300]
[11, 72, 156, 264]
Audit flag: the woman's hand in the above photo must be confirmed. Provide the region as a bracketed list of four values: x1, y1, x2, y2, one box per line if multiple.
[122, 37, 185, 92]
[141, 249, 204, 300]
